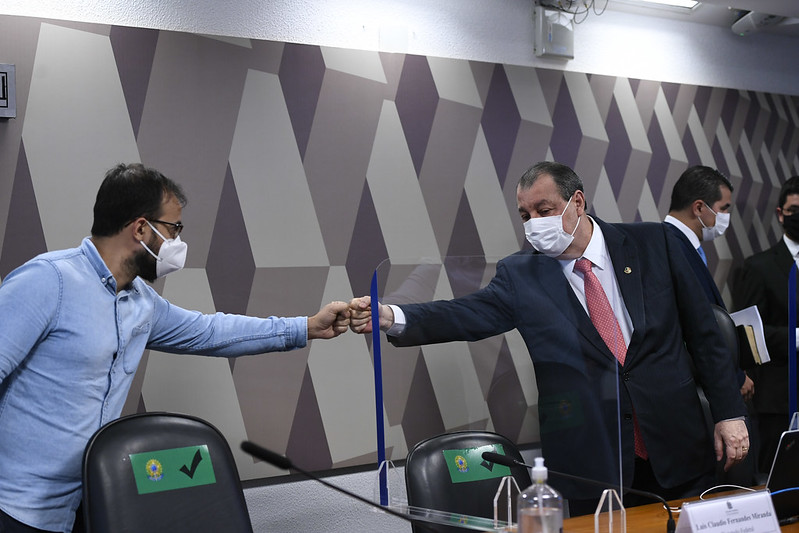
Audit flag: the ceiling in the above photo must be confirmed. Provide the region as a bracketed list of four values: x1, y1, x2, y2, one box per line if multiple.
[607, 0, 799, 37]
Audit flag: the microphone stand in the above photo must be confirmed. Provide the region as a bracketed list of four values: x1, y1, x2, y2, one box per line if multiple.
[242, 441, 442, 533]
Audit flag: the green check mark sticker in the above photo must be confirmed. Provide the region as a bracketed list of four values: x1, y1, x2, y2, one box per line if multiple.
[130, 445, 217, 494]
[179, 449, 203, 479]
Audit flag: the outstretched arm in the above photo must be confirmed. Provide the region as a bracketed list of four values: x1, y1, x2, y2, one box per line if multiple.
[307, 301, 351, 340]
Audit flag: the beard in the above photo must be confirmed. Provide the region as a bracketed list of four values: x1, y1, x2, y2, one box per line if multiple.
[128, 235, 159, 283]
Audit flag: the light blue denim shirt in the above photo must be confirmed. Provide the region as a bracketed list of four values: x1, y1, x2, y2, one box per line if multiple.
[0, 238, 308, 532]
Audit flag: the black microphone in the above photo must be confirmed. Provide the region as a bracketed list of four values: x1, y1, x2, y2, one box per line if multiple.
[241, 441, 440, 533]
[481, 451, 676, 533]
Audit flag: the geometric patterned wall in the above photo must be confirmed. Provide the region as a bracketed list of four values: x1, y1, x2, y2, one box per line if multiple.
[1, 15, 798, 482]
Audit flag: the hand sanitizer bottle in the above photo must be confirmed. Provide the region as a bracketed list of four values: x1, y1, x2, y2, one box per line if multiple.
[517, 457, 563, 533]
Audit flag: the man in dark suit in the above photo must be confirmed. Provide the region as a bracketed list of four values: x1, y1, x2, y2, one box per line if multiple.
[351, 161, 749, 511]
[664, 165, 755, 486]
[663, 166, 754, 401]
[734, 175, 799, 473]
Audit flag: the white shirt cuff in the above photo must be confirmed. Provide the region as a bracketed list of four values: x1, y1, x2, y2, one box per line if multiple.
[386, 304, 406, 337]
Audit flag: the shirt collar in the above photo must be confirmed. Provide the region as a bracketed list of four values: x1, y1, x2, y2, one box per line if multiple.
[784, 234, 799, 258]
[81, 237, 121, 293]
[558, 215, 609, 272]
[664, 215, 702, 250]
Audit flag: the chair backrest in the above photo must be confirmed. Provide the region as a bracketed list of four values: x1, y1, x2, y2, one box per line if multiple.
[711, 303, 740, 367]
[82, 412, 253, 533]
[405, 430, 532, 533]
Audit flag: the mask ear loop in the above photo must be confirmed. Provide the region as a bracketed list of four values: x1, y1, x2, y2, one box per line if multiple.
[564, 193, 581, 237]
[697, 203, 712, 230]
[145, 220, 170, 242]
[139, 221, 167, 262]
[139, 239, 162, 263]
[569, 212, 582, 237]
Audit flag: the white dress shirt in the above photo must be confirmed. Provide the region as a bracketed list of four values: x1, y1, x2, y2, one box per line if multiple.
[560, 216, 633, 347]
[784, 234, 799, 265]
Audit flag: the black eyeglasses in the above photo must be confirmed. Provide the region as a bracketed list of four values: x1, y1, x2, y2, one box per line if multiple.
[149, 219, 184, 238]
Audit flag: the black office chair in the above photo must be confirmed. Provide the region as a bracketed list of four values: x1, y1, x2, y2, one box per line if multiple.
[698, 305, 741, 425]
[405, 430, 533, 533]
[707, 304, 759, 485]
[711, 304, 740, 368]
[696, 304, 738, 428]
[82, 412, 253, 533]
[698, 305, 741, 420]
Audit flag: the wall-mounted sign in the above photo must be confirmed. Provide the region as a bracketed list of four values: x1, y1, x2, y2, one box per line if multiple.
[0, 64, 16, 118]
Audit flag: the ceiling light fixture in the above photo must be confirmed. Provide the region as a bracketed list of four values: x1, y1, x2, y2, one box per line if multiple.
[619, 0, 698, 9]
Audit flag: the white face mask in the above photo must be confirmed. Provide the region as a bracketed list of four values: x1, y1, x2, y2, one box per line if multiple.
[699, 203, 730, 241]
[140, 221, 188, 278]
[523, 195, 581, 257]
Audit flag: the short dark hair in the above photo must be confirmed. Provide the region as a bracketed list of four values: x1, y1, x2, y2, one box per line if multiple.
[778, 176, 799, 209]
[669, 165, 733, 212]
[518, 161, 584, 201]
[91, 163, 187, 237]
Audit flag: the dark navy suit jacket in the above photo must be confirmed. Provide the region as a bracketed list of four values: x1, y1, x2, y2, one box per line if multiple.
[664, 221, 725, 308]
[735, 239, 799, 414]
[664, 221, 746, 388]
[389, 219, 746, 497]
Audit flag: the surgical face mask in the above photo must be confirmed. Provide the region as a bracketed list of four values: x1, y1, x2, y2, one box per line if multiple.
[523, 195, 581, 257]
[699, 203, 730, 241]
[782, 212, 799, 242]
[140, 221, 188, 278]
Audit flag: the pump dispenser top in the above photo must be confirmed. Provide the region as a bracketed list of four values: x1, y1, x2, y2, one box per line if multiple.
[531, 457, 547, 482]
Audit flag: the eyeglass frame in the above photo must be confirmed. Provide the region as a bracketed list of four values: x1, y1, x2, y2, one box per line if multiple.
[148, 219, 184, 238]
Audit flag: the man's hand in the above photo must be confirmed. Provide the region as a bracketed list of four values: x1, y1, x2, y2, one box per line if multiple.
[740, 375, 754, 402]
[348, 296, 395, 334]
[307, 301, 350, 340]
[714, 419, 750, 472]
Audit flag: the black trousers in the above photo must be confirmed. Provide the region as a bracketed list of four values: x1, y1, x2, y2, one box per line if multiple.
[566, 457, 715, 517]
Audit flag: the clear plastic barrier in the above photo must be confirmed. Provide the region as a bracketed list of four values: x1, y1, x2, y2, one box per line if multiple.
[368, 256, 624, 522]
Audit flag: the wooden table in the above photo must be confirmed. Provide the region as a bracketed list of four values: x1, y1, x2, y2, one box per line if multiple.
[562, 494, 799, 532]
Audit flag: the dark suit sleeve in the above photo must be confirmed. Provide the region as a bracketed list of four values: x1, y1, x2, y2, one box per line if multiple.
[662, 227, 747, 422]
[664, 222, 724, 307]
[734, 254, 791, 366]
[388, 259, 518, 347]
[732, 247, 796, 414]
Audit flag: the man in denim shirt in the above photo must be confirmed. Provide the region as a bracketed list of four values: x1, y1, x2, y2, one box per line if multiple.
[0, 163, 351, 533]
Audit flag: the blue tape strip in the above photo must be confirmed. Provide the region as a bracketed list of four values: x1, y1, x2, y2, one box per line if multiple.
[790, 264, 797, 418]
[371, 271, 388, 505]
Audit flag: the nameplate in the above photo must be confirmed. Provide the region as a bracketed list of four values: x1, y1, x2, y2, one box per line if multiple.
[675, 490, 780, 532]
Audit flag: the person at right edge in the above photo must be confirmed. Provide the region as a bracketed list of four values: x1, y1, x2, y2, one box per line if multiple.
[734, 175, 799, 476]
[351, 161, 749, 515]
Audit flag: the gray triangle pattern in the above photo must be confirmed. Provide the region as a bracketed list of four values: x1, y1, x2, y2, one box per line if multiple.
[1, 14, 798, 482]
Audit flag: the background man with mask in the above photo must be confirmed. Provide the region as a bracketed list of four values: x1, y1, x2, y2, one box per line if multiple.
[350, 161, 749, 515]
[663, 165, 754, 484]
[664, 166, 732, 307]
[734, 175, 799, 475]
[0, 163, 352, 533]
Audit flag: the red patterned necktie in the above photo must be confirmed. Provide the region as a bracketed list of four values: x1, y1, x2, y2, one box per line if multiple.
[574, 258, 648, 459]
